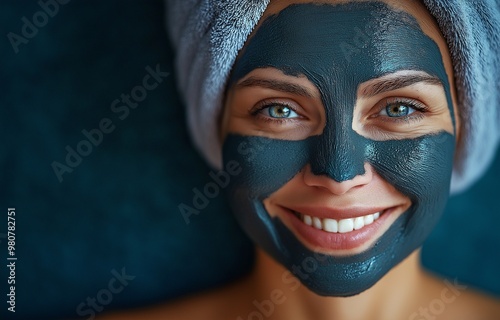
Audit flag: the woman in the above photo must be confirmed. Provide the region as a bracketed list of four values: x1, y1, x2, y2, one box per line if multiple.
[102, 0, 500, 319]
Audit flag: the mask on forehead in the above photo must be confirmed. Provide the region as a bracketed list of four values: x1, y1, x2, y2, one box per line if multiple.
[222, 2, 456, 296]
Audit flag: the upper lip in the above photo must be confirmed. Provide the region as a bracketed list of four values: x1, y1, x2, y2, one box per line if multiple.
[284, 205, 391, 220]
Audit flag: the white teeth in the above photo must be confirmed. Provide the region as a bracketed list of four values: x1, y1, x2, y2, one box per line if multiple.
[353, 217, 365, 230]
[338, 218, 354, 233]
[300, 211, 383, 234]
[303, 215, 313, 226]
[313, 217, 322, 229]
[323, 218, 338, 232]
[364, 214, 374, 225]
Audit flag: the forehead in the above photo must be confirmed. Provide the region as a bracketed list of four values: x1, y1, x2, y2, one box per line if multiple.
[256, 0, 443, 43]
[230, 2, 448, 89]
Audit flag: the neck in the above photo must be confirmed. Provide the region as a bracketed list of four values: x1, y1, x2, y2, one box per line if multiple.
[248, 248, 425, 320]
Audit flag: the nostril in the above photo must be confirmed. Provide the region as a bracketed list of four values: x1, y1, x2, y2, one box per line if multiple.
[302, 163, 373, 195]
[310, 156, 366, 182]
[309, 130, 368, 183]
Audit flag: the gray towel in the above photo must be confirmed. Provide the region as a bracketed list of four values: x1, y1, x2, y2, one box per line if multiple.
[166, 0, 500, 194]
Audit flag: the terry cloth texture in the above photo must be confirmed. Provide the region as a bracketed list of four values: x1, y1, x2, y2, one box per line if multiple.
[166, 1, 500, 194]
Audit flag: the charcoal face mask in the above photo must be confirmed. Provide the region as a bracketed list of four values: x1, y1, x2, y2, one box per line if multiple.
[222, 2, 455, 296]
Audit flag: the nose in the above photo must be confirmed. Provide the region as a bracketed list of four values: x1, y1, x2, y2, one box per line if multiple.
[302, 163, 373, 195]
[309, 121, 367, 182]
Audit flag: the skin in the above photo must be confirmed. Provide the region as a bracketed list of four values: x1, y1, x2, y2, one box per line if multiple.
[97, 253, 500, 320]
[97, 0, 500, 319]
[223, 0, 456, 296]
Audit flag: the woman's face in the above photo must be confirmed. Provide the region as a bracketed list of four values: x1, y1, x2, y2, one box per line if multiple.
[220, 0, 459, 296]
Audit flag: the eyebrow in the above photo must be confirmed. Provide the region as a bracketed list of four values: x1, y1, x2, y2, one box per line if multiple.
[236, 77, 316, 98]
[361, 74, 442, 97]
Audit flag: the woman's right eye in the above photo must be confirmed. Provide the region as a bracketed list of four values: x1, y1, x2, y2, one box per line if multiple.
[250, 100, 304, 125]
[226, 93, 323, 140]
[259, 104, 300, 119]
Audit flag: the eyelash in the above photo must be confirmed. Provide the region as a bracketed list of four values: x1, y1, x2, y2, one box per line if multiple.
[250, 97, 429, 126]
[372, 97, 428, 124]
[251, 100, 302, 125]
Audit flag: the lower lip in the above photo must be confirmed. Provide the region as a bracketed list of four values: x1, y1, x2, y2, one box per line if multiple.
[284, 208, 395, 252]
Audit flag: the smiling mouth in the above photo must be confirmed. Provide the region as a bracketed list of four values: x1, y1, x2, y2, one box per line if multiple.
[292, 210, 384, 234]
[279, 205, 403, 253]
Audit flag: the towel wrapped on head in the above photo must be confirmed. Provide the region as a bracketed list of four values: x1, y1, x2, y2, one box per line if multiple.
[166, 0, 500, 194]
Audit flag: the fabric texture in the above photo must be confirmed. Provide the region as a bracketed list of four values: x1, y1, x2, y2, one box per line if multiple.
[166, 0, 500, 194]
[1, 3, 500, 319]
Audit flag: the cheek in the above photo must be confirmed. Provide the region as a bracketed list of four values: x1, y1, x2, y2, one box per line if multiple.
[224, 132, 455, 200]
[223, 135, 310, 198]
[369, 133, 455, 210]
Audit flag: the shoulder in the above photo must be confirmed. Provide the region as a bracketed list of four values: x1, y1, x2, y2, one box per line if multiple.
[418, 271, 500, 320]
[97, 277, 255, 320]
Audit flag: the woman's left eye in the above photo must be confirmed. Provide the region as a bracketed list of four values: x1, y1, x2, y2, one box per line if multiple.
[261, 104, 300, 119]
[368, 98, 428, 127]
[379, 103, 416, 118]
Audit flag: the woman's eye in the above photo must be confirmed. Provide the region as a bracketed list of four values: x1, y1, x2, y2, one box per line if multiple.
[367, 99, 428, 128]
[261, 104, 299, 119]
[379, 103, 416, 118]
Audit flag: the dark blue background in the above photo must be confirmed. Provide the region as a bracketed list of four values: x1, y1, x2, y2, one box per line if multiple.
[0, 1, 498, 319]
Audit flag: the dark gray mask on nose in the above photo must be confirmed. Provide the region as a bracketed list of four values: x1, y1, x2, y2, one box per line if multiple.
[222, 2, 455, 296]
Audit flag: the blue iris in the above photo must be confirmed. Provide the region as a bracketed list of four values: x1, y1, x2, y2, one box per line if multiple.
[386, 104, 412, 117]
[268, 105, 292, 118]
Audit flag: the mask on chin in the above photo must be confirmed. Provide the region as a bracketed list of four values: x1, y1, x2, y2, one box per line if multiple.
[222, 2, 456, 297]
